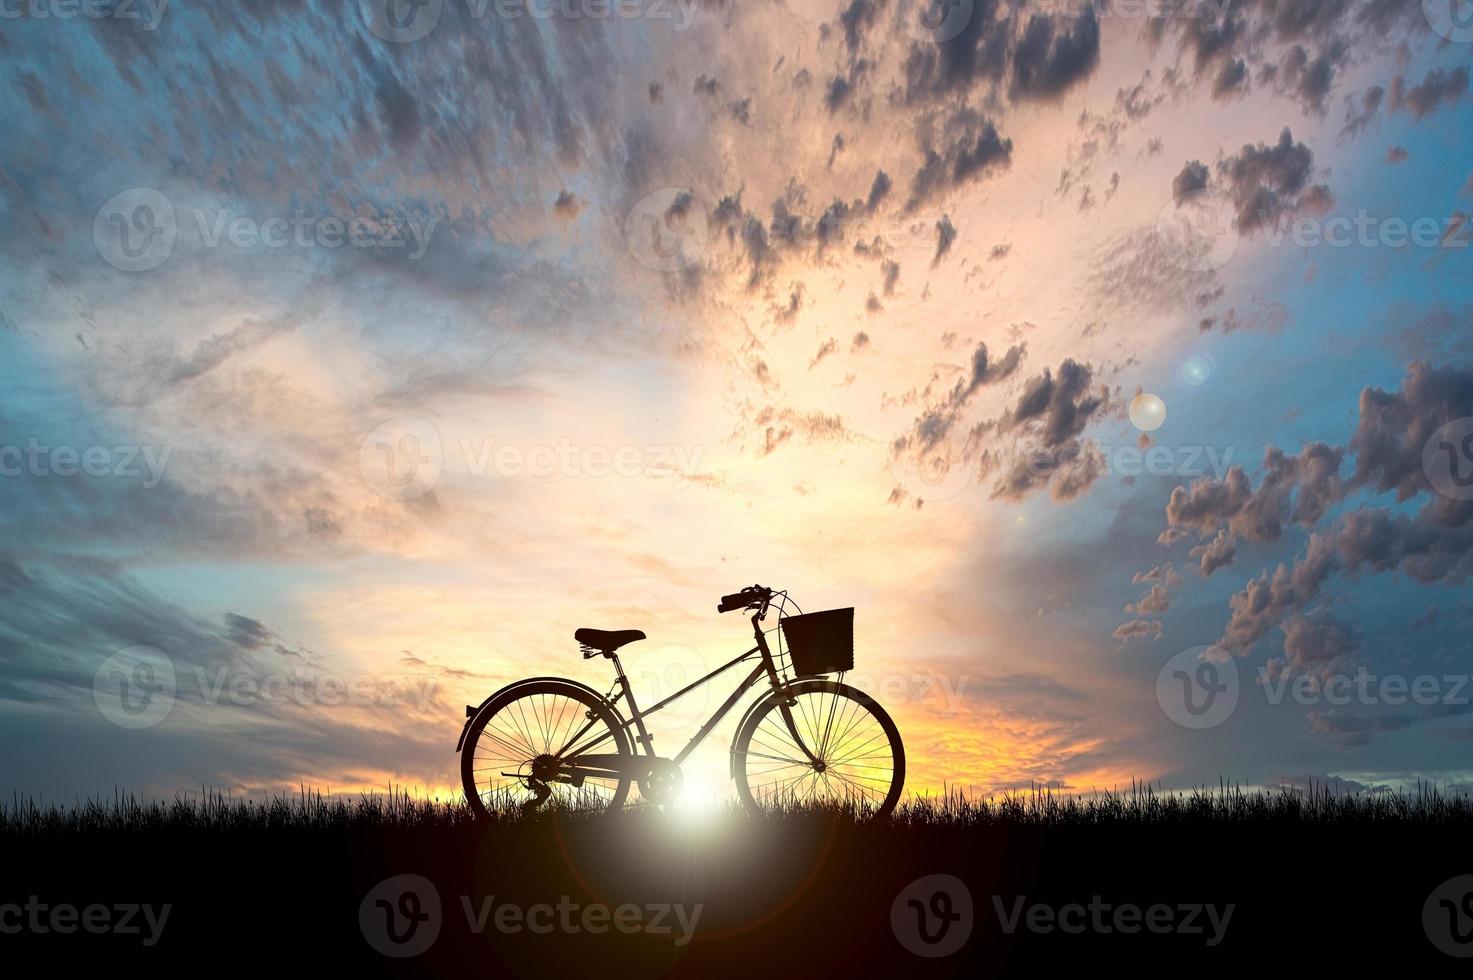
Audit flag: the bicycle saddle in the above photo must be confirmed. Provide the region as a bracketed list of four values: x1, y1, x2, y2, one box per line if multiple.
[573, 628, 646, 652]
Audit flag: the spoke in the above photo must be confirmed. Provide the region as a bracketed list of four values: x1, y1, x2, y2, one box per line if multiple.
[819, 688, 842, 757]
[486, 714, 539, 757]
[743, 749, 809, 765]
[828, 728, 890, 768]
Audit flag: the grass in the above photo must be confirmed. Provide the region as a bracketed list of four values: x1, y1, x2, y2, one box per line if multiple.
[6, 779, 1472, 834]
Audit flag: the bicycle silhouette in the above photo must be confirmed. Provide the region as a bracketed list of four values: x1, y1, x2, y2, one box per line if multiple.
[457, 585, 906, 817]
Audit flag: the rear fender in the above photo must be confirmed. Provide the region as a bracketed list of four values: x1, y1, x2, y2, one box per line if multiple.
[455, 676, 616, 753]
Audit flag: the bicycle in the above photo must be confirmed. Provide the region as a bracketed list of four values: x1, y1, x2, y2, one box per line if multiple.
[457, 585, 906, 817]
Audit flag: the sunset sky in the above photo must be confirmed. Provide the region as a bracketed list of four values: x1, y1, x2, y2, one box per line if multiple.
[2, 0, 1472, 803]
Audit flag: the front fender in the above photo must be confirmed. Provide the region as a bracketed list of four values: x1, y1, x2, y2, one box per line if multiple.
[454, 675, 613, 753]
[726, 675, 825, 778]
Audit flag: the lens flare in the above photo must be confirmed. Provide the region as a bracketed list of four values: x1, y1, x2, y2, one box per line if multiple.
[1177, 354, 1215, 387]
[1129, 393, 1167, 432]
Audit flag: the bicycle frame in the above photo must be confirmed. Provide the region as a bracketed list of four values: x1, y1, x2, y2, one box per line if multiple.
[553, 611, 818, 782]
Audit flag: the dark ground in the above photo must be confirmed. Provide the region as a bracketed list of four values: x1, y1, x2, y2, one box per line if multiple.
[3, 788, 1471, 972]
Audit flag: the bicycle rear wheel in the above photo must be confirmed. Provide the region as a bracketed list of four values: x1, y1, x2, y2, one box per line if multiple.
[733, 679, 905, 817]
[461, 680, 631, 817]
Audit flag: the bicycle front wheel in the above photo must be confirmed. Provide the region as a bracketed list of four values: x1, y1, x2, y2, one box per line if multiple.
[733, 680, 905, 817]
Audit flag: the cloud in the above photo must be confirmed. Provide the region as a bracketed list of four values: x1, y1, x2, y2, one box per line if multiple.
[1153, 361, 1473, 655]
[1172, 160, 1209, 198]
[1009, 11, 1102, 104]
[1272, 613, 1361, 684]
[1113, 619, 1163, 644]
[1164, 443, 1344, 544]
[1126, 582, 1171, 615]
[1216, 127, 1334, 232]
[1390, 66, 1470, 120]
[1341, 85, 1385, 138]
[1189, 529, 1237, 576]
[990, 360, 1114, 502]
[553, 189, 584, 220]
[932, 214, 957, 266]
[907, 107, 1014, 210]
[1211, 58, 1249, 100]
[895, 341, 1027, 456]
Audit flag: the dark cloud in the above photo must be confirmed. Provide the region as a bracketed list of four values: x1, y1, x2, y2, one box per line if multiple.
[881, 259, 900, 296]
[1116, 74, 1164, 120]
[933, 215, 957, 266]
[1009, 11, 1102, 104]
[223, 612, 274, 651]
[553, 189, 583, 220]
[837, 0, 883, 55]
[900, 3, 1010, 105]
[1217, 127, 1334, 232]
[866, 170, 892, 211]
[1212, 58, 1249, 100]
[1268, 43, 1343, 114]
[990, 360, 1114, 502]
[1341, 85, 1384, 138]
[1391, 66, 1470, 120]
[1172, 160, 1209, 199]
[907, 108, 1013, 210]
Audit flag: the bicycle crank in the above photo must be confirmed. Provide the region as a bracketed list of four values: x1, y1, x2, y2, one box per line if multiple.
[637, 759, 684, 806]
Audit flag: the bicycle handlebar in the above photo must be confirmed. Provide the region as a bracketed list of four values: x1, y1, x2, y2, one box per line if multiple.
[717, 585, 773, 614]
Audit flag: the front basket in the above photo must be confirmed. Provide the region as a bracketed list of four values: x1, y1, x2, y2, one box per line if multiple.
[779, 608, 854, 676]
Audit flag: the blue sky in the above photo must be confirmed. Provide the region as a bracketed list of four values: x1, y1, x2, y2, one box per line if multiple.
[2, 0, 1472, 801]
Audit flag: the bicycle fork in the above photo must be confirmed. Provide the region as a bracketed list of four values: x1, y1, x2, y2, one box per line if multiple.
[753, 614, 824, 769]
